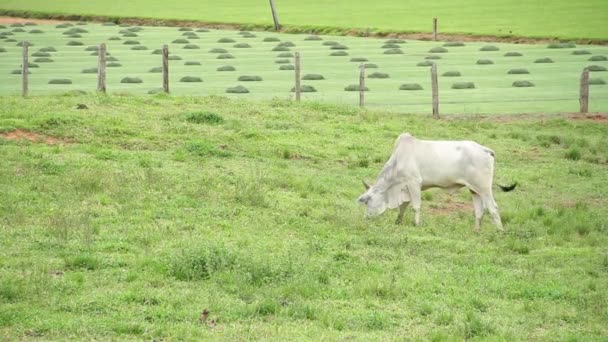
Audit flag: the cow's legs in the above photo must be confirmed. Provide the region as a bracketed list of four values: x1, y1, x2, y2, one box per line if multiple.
[470, 192, 484, 232]
[407, 184, 422, 226]
[395, 202, 410, 224]
[481, 192, 503, 231]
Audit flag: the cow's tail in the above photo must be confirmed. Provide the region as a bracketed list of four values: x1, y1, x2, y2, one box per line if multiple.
[485, 147, 517, 192]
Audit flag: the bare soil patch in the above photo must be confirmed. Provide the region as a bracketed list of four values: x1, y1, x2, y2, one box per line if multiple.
[0, 16, 64, 25]
[0, 129, 68, 144]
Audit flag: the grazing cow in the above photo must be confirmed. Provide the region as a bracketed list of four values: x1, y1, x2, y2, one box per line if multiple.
[357, 133, 516, 231]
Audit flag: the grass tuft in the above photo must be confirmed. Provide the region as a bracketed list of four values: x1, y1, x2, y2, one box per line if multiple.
[291, 85, 317, 92]
[381, 43, 400, 49]
[429, 47, 448, 53]
[123, 40, 139, 45]
[443, 41, 465, 47]
[572, 50, 591, 55]
[263, 37, 280, 42]
[121, 77, 143, 83]
[34, 57, 53, 63]
[273, 46, 290, 51]
[234, 43, 251, 48]
[323, 41, 339, 46]
[588, 55, 607, 61]
[131, 46, 148, 50]
[107, 62, 122, 67]
[302, 74, 325, 80]
[330, 44, 348, 50]
[417, 61, 433, 67]
[238, 75, 263, 81]
[305, 35, 322, 41]
[180, 76, 203, 82]
[476, 59, 494, 65]
[218, 38, 235, 43]
[587, 65, 607, 72]
[149, 67, 162, 73]
[425, 55, 441, 60]
[168, 55, 182, 60]
[565, 147, 581, 161]
[279, 65, 295, 70]
[186, 111, 224, 124]
[589, 78, 606, 85]
[364, 63, 378, 68]
[344, 84, 369, 91]
[504, 51, 523, 57]
[275, 59, 290, 64]
[399, 83, 423, 90]
[534, 58, 554, 63]
[217, 65, 236, 71]
[452, 82, 475, 89]
[48, 79, 72, 84]
[209, 48, 228, 53]
[226, 85, 249, 93]
[350, 57, 368, 62]
[442, 71, 461, 77]
[508, 68, 530, 74]
[108, 36, 121, 41]
[547, 42, 576, 49]
[217, 53, 234, 59]
[183, 44, 199, 49]
[330, 51, 348, 56]
[82, 68, 98, 74]
[480, 45, 499, 51]
[383, 48, 403, 54]
[512, 80, 535, 87]
[368, 72, 389, 78]
[29, 29, 44, 34]
[32, 51, 51, 57]
[184, 61, 201, 66]
[172, 39, 189, 44]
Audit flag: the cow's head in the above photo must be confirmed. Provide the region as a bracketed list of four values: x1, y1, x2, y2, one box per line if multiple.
[357, 180, 388, 217]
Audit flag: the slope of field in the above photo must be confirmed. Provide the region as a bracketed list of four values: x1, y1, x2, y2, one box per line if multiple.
[1, 95, 607, 340]
[1, 22, 607, 114]
[0, 0, 607, 40]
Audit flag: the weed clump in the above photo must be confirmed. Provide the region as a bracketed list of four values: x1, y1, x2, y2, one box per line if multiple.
[476, 59, 494, 65]
[364, 63, 378, 68]
[172, 39, 189, 44]
[512, 80, 534, 87]
[123, 40, 139, 45]
[302, 74, 324, 80]
[279, 65, 295, 70]
[589, 78, 606, 85]
[183, 44, 200, 49]
[34, 57, 53, 63]
[535, 58, 554, 63]
[480, 45, 499, 51]
[186, 111, 224, 124]
[196, 28, 209, 33]
[382, 43, 399, 49]
[588, 55, 607, 61]
[452, 82, 475, 89]
[291, 85, 317, 92]
[323, 41, 339, 46]
[131, 46, 148, 50]
[185, 61, 201, 65]
[572, 50, 591, 55]
[504, 52, 523, 57]
[278, 41, 295, 47]
[49, 79, 72, 84]
[330, 51, 348, 56]
[82, 68, 98, 74]
[168, 55, 182, 60]
[429, 47, 448, 53]
[587, 65, 607, 71]
[275, 59, 290, 64]
[32, 51, 51, 57]
[442, 71, 461, 77]
[108, 36, 121, 41]
[151, 49, 162, 54]
[548, 42, 576, 49]
[226, 85, 249, 93]
[121, 77, 143, 83]
[180, 76, 202, 82]
[209, 48, 228, 53]
[345, 84, 369, 91]
[565, 147, 581, 161]
[417, 61, 433, 67]
[508, 68, 530, 74]
[384, 48, 403, 54]
[444, 41, 465, 47]
[331, 44, 348, 50]
[400, 83, 423, 90]
[305, 35, 322, 41]
[273, 46, 290, 51]
[277, 52, 294, 58]
[122, 32, 138, 37]
[217, 65, 236, 71]
[238, 75, 262, 81]
[217, 53, 234, 59]
[29, 29, 44, 34]
[263, 37, 280, 42]
[218, 38, 235, 43]
[425, 55, 441, 60]
[350, 57, 368, 62]
[149, 67, 162, 73]
[234, 43, 251, 48]
[368, 72, 389, 78]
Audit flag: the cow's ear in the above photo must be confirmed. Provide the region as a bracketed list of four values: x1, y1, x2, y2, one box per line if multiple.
[362, 180, 370, 190]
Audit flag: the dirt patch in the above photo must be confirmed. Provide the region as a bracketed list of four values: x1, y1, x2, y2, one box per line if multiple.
[0, 129, 68, 144]
[428, 200, 471, 215]
[445, 112, 608, 124]
[568, 113, 608, 122]
[0, 16, 64, 25]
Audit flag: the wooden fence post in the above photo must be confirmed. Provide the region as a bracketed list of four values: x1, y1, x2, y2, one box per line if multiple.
[162, 45, 169, 93]
[579, 67, 589, 113]
[359, 63, 365, 108]
[431, 63, 439, 118]
[21, 41, 28, 97]
[269, 0, 281, 31]
[433, 18, 438, 41]
[294, 51, 301, 101]
[97, 43, 106, 93]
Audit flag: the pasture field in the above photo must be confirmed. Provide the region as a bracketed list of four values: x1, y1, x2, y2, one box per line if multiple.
[1, 22, 607, 114]
[1, 94, 607, 340]
[0, 0, 607, 40]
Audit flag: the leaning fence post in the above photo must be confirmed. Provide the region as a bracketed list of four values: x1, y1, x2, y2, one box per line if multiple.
[579, 67, 589, 113]
[97, 43, 107, 93]
[433, 18, 438, 41]
[431, 63, 439, 118]
[269, 0, 281, 31]
[359, 63, 365, 108]
[294, 51, 301, 101]
[162, 45, 169, 93]
[21, 41, 28, 97]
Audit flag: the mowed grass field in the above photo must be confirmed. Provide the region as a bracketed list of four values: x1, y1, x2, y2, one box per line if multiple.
[1, 95, 607, 340]
[1, 22, 608, 114]
[0, 0, 607, 40]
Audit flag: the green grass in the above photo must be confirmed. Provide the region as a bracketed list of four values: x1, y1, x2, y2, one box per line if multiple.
[0, 0, 607, 40]
[1, 94, 607, 340]
[1, 23, 607, 114]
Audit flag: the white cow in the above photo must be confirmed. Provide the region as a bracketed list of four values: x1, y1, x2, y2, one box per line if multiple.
[357, 133, 516, 231]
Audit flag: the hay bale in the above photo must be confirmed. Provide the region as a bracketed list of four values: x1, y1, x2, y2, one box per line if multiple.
[344, 84, 369, 91]
[364, 63, 378, 68]
[429, 47, 448, 53]
[273, 46, 290, 51]
[278, 41, 295, 47]
[149, 67, 162, 73]
[185, 61, 201, 65]
[29, 29, 44, 34]
[442, 71, 461, 77]
[383, 48, 403, 54]
[368, 72, 389, 78]
[148, 88, 165, 94]
[587, 65, 607, 71]
[108, 36, 121, 41]
[279, 65, 295, 70]
[263, 37, 280, 42]
[572, 50, 591, 55]
[34, 57, 53, 63]
[452, 82, 475, 89]
[425, 55, 441, 60]
[399, 83, 423, 90]
[121, 77, 143, 83]
[82, 67, 98, 73]
[234, 43, 251, 48]
[275, 59, 290, 64]
[168, 55, 182, 60]
[152, 49, 162, 54]
[547, 42, 576, 49]
[107, 62, 122, 67]
[131, 46, 148, 50]
[172, 39, 189, 44]
[512, 80, 534, 87]
[217, 65, 236, 71]
[385, 39, 405, 44]
[382, 43, 400, 49]
[226, 85, 249, 93]
[196, 28, 209, 32]
[588, 55, 607, 61]
[183, 44, 200, 49]
[180, 76, 203, 82]
[49, 79, 72, 84]
[209, 48, 228, 53]
[476, 59, 494, 65]
[277, 52, 294, 58]
[534, 58, 554, 63]
[330, 44, 348, 50]
[217, 53, 234, 59]
[443, 41, 465, 47]
[330, 51, 348, 56]
[32, 51, 51, 57]
[218, 38, 235, 43]
[291, 85, 316, 92]
[123, 40, 140, 45]
[480, 45, 499, 51]
[589, 78, 606, 85]
[305, 35, 322, 41]
[504, 52, 522, 57]
[508, 68, 530, 74]
[323, 41, 339, 46]
[417, 61, 433, 67]
[302, 74, 325, 80]
[238, 75, 262, 81]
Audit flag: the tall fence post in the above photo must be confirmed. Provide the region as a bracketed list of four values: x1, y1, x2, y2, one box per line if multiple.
[269, 0, 281, 31]
[433, 18, 438, 41]
[359, 63, 365, 108]
[579, 67, 589, 113]
[431, 63, 439, 118]
[162, 45, 169, 93]
[97, 43, 107, 93]
[294, 51, 301, 101]
[21, 41, 28, 97]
